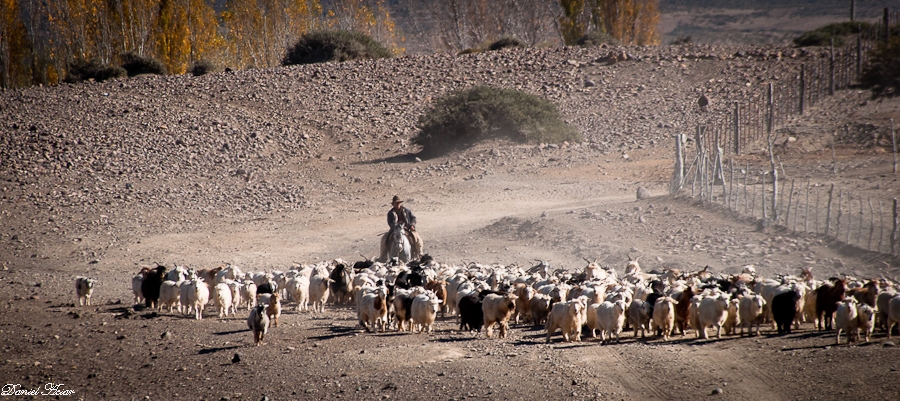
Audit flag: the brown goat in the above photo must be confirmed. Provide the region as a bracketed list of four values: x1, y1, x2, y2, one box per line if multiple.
[673, 286, 695, 336]
[197, 265, 224, 283]
[847, 280, 879, 307]
[815, 278, 847, 331]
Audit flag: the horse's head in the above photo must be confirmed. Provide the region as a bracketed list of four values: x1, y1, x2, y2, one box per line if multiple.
[388, 225, 412, 263]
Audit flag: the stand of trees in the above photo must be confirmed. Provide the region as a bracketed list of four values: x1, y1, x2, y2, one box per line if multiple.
[0, 0, 659, 88]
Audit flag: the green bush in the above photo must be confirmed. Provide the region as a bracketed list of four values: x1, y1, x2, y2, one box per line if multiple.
[860, 37, 900, 98]
[577, 31, 620, 47]
[120, 52, 167, 76]
[282, 30, 392, 66]
[413, 86, 581, 157]
[63, 59, 126, 83]
[488, 37, 526, 51]
[189, 60, 217, 76]
[793, 22, 874, 47]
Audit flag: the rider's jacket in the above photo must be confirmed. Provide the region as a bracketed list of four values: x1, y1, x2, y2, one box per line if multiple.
[387, 206, 417, 230]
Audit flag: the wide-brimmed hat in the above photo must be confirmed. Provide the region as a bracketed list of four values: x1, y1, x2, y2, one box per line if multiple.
[391, 195, 403, 204]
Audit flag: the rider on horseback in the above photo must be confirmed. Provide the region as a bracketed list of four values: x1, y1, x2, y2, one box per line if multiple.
[379, 195, 423, 262]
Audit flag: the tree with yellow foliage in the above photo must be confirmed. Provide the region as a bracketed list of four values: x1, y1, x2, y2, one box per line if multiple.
[111, 0, 161, 57]
[153, 0, 222, 74]
[154, 0, 191, 74]
[222, 0, 323, 68]
[594, 0, 660, 45]
[325, 0, 402, 54]
[558, 0, 587, 46]
[0, 0, 31, 88]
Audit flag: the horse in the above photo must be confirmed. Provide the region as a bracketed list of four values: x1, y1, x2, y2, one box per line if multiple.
[388, 224, 411, 263]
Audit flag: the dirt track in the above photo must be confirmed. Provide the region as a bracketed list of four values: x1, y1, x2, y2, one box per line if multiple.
[2, 43, 900, 400]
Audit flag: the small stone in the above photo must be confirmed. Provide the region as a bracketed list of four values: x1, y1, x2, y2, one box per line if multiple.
[161, 331, 171, 340]
[698, 94, 710, 108]
[232, 353, 242, 363]
[884, 341, 895, 347]
[636, 187, 651, 200]
[711, 388, 723, 395]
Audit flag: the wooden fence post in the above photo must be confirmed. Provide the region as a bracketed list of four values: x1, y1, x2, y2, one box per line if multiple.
[858, 196, 864, 245]
[816, 187, 821, 233]
[762, 172, 768, 221]
[671, 134, 684, 194]
[825, 184, 835, 235]
[830, 39, 836, 96]
[793, 185, 802, 231]
[767, 128, 779, 223]
[744, 163, 750, 214]
[718, 149, 727, 203]
[805, 179, 811, 232]
[799, 65, 805, 115]
[879, 200, 885, 252]
[836, 189, 844, 239]
[893, 198, 899, 256]
[847, 192, 853, 243]
[767, 83, 774, 135]
[729, 158, 735, 209]
[832, 132, 838, 174]
[786, 179, 796, 227]
[891, 118, 897, 174]
[856, 27, 862, 81]
[869, 198, 876, 249]
[696, 125, 705, 201]
[734, 103, 741, 155]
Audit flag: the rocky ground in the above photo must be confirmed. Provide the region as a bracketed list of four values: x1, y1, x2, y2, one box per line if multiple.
[1, 43, 900, 400]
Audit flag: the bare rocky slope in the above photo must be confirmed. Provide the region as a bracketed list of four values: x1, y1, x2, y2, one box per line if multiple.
[1, 43, 899, 400]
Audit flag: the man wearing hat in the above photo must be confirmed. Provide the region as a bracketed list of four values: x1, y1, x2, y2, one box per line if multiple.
[379, 195, 423, 262]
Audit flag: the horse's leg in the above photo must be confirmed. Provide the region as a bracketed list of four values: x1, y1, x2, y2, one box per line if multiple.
[379, 233, 390, 262]
[407, 232, 422, 260]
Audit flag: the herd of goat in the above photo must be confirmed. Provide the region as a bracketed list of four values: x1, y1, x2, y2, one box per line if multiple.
[74, 255, 900, 347]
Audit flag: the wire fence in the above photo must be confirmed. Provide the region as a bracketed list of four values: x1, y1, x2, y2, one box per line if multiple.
[670, 8, 900, 258]
[691, 21, 894, 162]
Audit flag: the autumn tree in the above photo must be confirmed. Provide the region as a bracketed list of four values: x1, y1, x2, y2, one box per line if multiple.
[325, 0, 402, 54]
[557, 0, 586, 45]
[111, 0, 161, 57]
[0, 0, 31, 88]
[154, 0, 191, 73]
[498, 0, 560, 47]
[593, 0, 660, 45]
[403, 0, 560, 51]
[222, 0, 322, 68]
